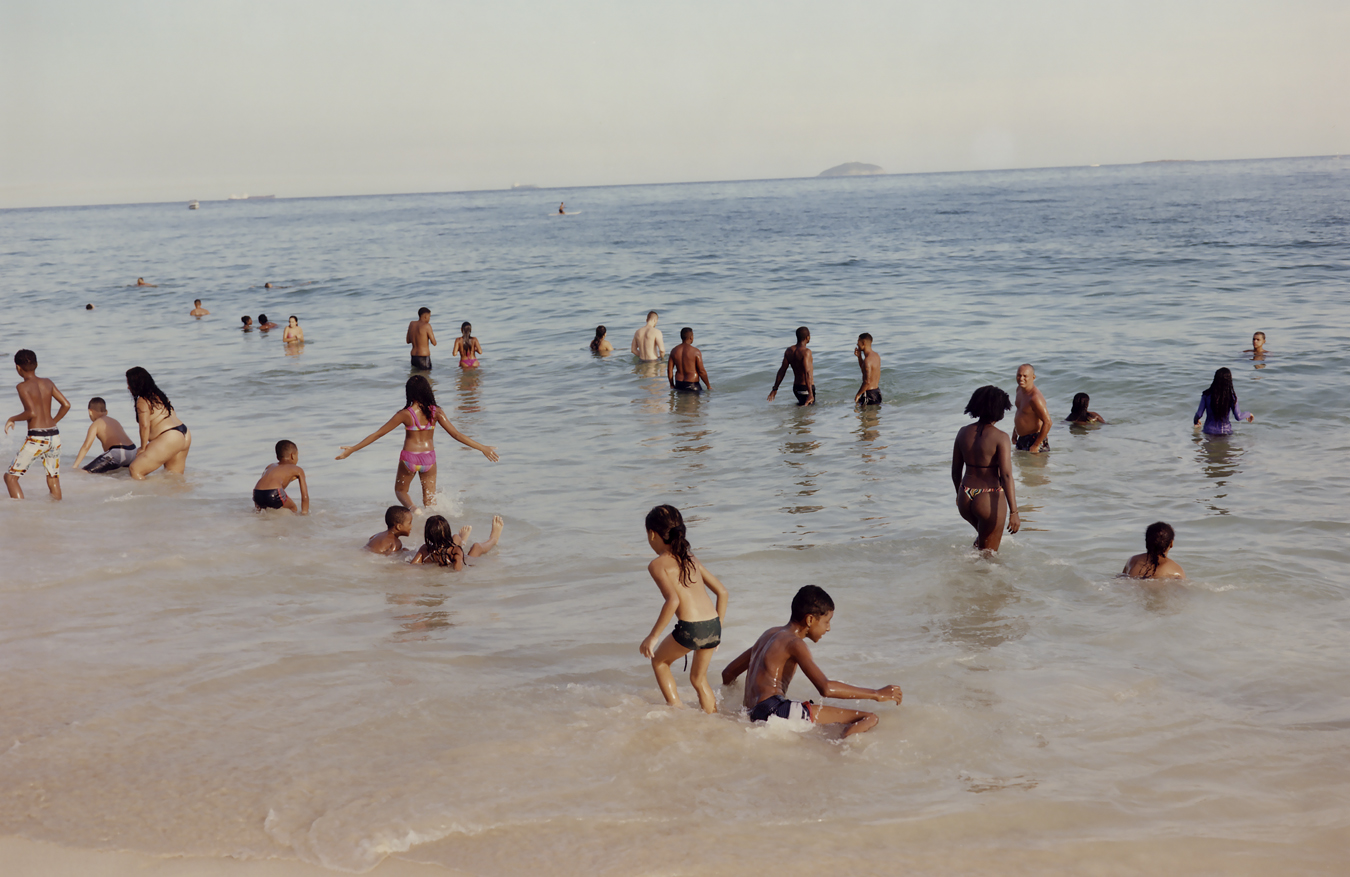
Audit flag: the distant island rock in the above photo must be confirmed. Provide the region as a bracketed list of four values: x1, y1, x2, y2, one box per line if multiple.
[818, 162, 885, 177]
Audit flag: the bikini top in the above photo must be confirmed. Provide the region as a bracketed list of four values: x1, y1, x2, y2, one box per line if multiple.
[405, 404, 437, 431]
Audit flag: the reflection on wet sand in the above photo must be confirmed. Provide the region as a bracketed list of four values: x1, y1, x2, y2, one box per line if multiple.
[1194, 434, 1244, 516]
[387, 590, 452, 642]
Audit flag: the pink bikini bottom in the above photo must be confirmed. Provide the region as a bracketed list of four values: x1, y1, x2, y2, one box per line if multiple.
[399, 449, 436, 473]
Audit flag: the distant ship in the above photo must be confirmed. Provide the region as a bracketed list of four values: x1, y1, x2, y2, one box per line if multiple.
[227, 194, 276, 200]
[188, 200, 199, 210]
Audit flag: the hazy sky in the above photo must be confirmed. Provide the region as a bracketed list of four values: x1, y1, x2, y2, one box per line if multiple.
[2, 0, 1347, 207]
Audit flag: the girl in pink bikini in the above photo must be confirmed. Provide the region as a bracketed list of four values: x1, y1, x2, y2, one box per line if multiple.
[453, 322, 482, 368]
[335, 375, 498, 509]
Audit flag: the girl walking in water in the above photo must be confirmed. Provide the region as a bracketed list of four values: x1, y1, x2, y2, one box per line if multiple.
[335, 375, 497, 509]
[952, 385, 1020, 553]
[1193, 367, 1254, 435]
[126, 366, 191, 479]
[453, 322, 481, 368]
[639, 505, 729, 714]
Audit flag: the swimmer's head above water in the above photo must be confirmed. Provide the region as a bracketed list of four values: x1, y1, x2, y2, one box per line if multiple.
[964, 385, 1012, 423]
[796, 326, 810, 344]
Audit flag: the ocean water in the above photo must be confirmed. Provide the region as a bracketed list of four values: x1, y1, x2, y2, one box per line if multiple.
[1, 158, 1348, 875]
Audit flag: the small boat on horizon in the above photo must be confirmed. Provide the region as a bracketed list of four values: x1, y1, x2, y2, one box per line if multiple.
[188, 200, 199, 209]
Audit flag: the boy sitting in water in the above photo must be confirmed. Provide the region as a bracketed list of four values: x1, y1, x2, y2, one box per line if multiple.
[72, 397, 137, 473]
[366, 505, 414, 554]
[252, 440, 309, 514]
[721, 585, 902, 737]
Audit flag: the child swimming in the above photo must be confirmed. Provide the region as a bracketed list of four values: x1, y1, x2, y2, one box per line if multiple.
[335, 375, 498, 510]
[1121, 521, 1185, 580]
[252, 440, 309, 514]
[1065, 392, 1106, 424]
[409, 514, 504, 568]
[638, 505, 729, 714]
[366, 505, 414, 554]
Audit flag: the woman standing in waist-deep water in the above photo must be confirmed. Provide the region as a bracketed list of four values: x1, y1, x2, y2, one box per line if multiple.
[952, 385, 1020, 553]
[1122, 521, 1185, 580]
[125, 366, 191, 479]
[453, 322, 481, 368]
[1194, 367, 1254, 435]
[590, 325, 613, 355]
[282, 315, 304, 343]
[639, 504, 729, 714]
[335, 375, 497, 510]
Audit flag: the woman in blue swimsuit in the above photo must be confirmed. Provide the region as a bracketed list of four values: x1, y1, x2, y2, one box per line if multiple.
[1193, 368, 1254, 435]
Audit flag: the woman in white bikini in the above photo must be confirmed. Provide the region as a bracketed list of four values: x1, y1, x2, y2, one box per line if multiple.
[335, 375, 498, 510]
[126, 367, 191, 479]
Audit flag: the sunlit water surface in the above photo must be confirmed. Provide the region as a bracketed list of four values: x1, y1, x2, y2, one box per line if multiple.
[2, 158, 1348, 875]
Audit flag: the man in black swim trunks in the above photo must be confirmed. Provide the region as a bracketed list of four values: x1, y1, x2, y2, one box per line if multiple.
[407, 307, 436, 371]
[1012, 363, 1052, 453]
[667, 327, 712, 393]
[768, 326, 815, 406]
[853, 332, 881, 406]
[721, 585, 902, 737]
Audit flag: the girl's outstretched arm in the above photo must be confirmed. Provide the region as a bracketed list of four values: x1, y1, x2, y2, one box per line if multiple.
[435, 409, 499, 461]
[336, 411, 405, 459]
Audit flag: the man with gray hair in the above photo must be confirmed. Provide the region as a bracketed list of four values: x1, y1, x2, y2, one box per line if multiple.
[1012, 363, 1052, 453]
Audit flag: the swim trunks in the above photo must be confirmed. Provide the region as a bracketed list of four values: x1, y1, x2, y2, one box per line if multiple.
[253, 487, 288, 510]
[748, 694, 816, 724]
[672, 617, 721, 650]
[83, 444, 136, 473]
[860, 388, 882, 406]
[674, 380, 702, 393]
[792, 384, 816, 406]
[1015, 434, 1048, 452]
[411, 355, 432, 371]
[399, 449, 436, 472]
[8, 428, 60, 477]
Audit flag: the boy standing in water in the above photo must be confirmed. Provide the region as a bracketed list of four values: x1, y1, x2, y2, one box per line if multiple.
[768, 327, 815, 405]
[190, 299, 210, 316]
[5, 349, 71, 500]
[366, 505, 414, 554]
[407, 307, 437, 370]
[73, 397, 137, 473]
[252, 440, 309, 514]
[853, 332, 881, 405]
[721, 585, 902, 737]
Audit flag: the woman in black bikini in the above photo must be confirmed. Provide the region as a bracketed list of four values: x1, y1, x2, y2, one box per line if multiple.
[126, 366, 191, 479]
[951, 385, 1020, 553]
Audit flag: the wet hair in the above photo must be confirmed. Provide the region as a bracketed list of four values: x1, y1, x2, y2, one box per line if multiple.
[647, 310, 658, 320]
[461, 321, 472, 339]
[795, 326, 810, 343]
[964, 385, 1012, 423]
[275, 439, 297, 460]
[645, 504, 695, 586]
[385, 505, 412, 528]
[288, 315, 298, 324]
[590, 325, 607, 351]
[790, 585, 835, 625]
[241, 316, 252, 325]
[258, 314, 269, 324]
[680, 327, 693, 341]
[1143, 522, 1175, 578]
[1067, 392, 1092, 423]
[421, 515, 463, 567]
[418, 307, 431, 318]
[194, 299, 202, 306]
[126, 366, 173, 417]
[1253, 331, 1265, 341]
[404, 374, 437, 422]
[14, 349, 36, 370]
[858, 332, 872, 343]
[88, 397, 107, 414]
[1202, 368, 1236, 420]
[85, 304, 94, 310]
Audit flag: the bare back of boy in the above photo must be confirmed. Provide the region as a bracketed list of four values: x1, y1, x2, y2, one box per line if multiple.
[74, 414, 136, 470]
[253, 462, 308, 514]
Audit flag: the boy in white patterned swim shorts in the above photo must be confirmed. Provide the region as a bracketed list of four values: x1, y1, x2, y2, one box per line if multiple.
[5, 349, 71, 500]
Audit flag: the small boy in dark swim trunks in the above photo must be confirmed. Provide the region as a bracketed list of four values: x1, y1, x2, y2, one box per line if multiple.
[721, 585, 902, 737]
[252, 440, 309, 514]
[639, 505, 730, 714]
[73, 397, 137, 473]
[769, 326, 814, 406]
[365, 505, 413, 554]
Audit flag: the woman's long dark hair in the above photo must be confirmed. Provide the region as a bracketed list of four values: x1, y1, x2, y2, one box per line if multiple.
[422, 515, 463, 567]
[460, 322, 472, 343]
[1203, 368, 1236, 419]
[126, 367, 172, 419]
[590, 325, 607, 351]
[646, 504, 695, 586]
[405, 375, 437, 422]
[1143, 521, 1174, 577]
[1068, 392, 1092, 422]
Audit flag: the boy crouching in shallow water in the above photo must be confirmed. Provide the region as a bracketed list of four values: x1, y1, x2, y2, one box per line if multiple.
[366, 505, 414, 554]
[409, 513, 504, 568]
[253, 440, 309, 514]
[73, 397, 137, 473]
[639, 504, 729, 714]
[721, 585, 902, 737]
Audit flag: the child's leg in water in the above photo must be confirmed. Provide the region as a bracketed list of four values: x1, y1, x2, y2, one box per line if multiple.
[394, 462, 417, 510]
[650, 634, 691, 707]
[812, 704, 878, 737]
[689, 647, 717, 714]
[418, 464, 438, 507]
[467, 515, 504, 557]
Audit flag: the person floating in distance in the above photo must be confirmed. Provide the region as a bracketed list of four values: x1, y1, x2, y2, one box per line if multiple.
[135, 277, 156, 287]
[631, 311, 665, 362]
[409, 514, 504, 568]
[366, 506, 414, 555]
[768, 326, 814, 406]
[1122, 522, 1185, 580]
[5, 349, 71, 500]
[1065, 392, 1106, 424]
[1193, 367, 1253, 435]
[73, 396, 137, 473]
[252, 439, 309, 514]
[590, 325, 613, 355]
[407, 307, 436, 371]
[257, 314, 278, 330]
[721, 585, 903, 736]
[667, 327, 711, 392]
[1012, 363, 1052, 452]
[952, 385, 1020, 553]
[1245, 331, 1267, 361]
[854, 332, 881, 406]
[190, 299, 210, 317]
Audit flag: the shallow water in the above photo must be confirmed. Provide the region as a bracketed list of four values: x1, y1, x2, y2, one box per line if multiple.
[1, 158, 1348, 874]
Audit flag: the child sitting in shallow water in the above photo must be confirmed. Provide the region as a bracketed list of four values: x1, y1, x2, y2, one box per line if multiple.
[638, 504, 729, 714]
[409, 513, 504, 568]
[365, 506, 413, 555]
[1122, 521, 1185, 580]
[1065, 392, 1106, 424]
